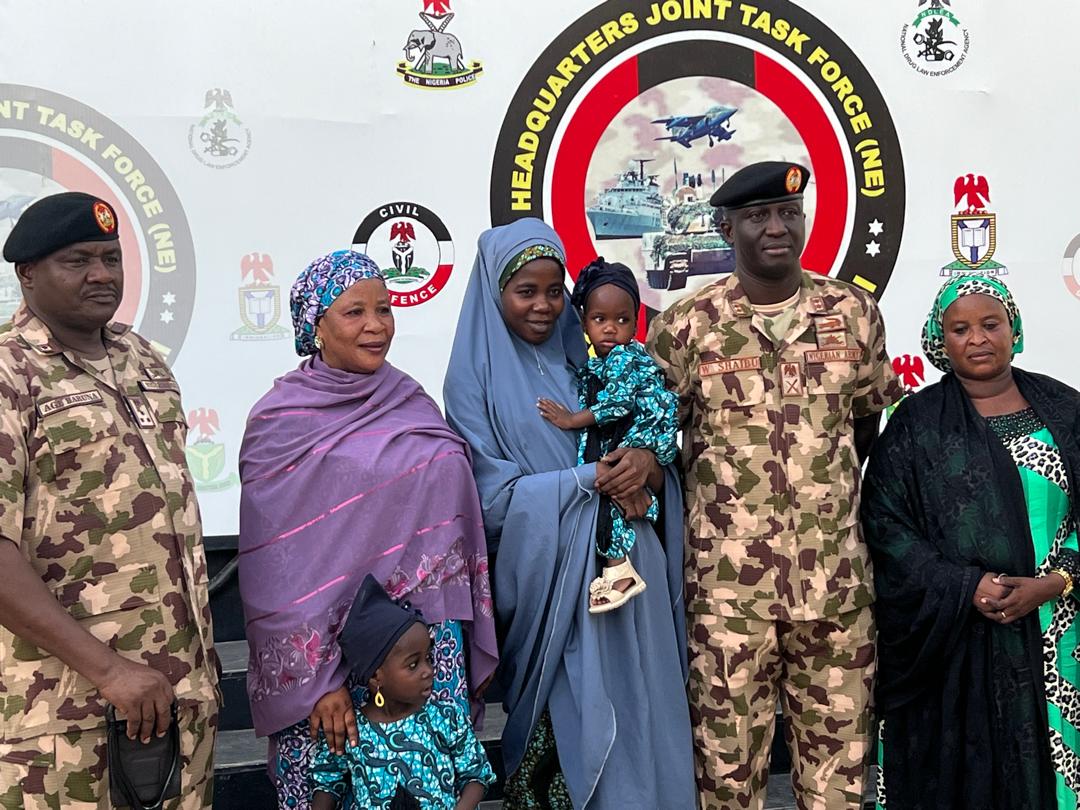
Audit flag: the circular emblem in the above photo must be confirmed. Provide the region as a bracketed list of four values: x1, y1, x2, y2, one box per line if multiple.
[92, 200, 116, 233]
[490, 1, 905, 320]
[0, 84, 197, 361]
[900, 2, 970, 77]
[1063, 233, 1080, 301]
[188, 88, 252, 170]
[351, 202, 454, 308]
[785, 166, 802, 194]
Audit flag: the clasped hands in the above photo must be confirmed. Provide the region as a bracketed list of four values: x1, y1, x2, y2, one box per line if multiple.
[595, 447, 659, 520]
[974, 571, 1066, 625]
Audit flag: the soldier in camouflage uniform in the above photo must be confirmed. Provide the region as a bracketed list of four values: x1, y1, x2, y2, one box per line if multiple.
[0, 193, 219, 808]
[647, 163, 903, 810]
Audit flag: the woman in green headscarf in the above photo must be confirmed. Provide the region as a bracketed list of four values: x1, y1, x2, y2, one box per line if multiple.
[863, 273, 1080, 809]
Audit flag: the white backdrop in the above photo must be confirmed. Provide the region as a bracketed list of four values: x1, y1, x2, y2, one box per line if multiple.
[2, 1, 1078, 534]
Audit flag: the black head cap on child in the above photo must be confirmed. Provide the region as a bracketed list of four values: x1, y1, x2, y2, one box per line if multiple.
[338, 574, 425, 685]
[571, 256, 641, 314]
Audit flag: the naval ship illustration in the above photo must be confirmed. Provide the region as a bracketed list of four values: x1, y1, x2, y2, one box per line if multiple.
[643, 164, 734, 292]
[586, 159, 663, 239]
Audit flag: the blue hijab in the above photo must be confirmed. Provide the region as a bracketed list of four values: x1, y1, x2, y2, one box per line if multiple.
[444, 219, 695, 809]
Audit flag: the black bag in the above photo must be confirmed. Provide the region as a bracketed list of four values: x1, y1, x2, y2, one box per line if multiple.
[389, 785, 422, 810]
[106, 703, 181, 809]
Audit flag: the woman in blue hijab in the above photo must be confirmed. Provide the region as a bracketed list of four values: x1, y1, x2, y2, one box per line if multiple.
[444, 219, 695, 808]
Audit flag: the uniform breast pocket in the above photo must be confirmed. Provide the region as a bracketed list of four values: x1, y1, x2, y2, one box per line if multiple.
[37, 402, 119, 481]
[700, 367, 766, 431]
[141, 384, 187, 445]
[805, 357, 860, 431]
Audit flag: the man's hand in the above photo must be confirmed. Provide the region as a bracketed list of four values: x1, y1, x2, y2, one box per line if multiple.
[96, 656, 175, 743]
[309, 685, 359, 755]
[596, 447, 661, 499]
[984, 574, 1064, 625]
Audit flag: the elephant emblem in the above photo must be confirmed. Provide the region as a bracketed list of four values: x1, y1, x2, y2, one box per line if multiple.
[403, 28, 466, 74]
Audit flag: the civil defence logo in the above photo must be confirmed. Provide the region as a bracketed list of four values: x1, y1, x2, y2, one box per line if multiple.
[352, 202, 454, 307]
[490, 0, 906, 333]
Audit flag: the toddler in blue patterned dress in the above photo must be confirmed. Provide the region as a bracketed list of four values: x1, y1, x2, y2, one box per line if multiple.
[538, 258, 678, 614]
[311, 575, 494, 810]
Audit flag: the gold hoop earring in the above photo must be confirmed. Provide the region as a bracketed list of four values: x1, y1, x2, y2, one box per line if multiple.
[374, 688, 385, 708]
[314, 335, 324, 351]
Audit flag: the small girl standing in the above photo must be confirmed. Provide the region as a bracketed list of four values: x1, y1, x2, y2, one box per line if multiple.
[538, 258, 678, 613]
[310, 576, 494, 810]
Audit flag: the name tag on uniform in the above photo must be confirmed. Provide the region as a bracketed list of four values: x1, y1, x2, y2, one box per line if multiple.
[699, 356, 762, 377]
[125, 396, 156, 429]
[138, 379, 180, 393]
[780, 362, 805, 397]
[37, 391, 104, 418]
[805, 348, 862, 363]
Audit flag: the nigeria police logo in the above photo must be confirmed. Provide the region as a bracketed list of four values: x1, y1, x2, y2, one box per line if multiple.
[490, 0, 906, 326]
[900, 0, 970, 77]
[352, 202, 454, 307]
[0, 84, 197, 361]
[397, 0, 483, 89]
[188, 88, 252, 169]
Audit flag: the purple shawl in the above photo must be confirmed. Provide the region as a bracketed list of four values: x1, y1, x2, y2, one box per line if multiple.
[238, 355, 497, 737]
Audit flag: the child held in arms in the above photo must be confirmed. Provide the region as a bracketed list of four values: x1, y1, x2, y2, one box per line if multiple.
[538, 257, 678, 614]
[311, 576, 494, 810]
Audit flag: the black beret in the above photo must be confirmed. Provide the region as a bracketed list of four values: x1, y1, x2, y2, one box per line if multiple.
[337, 575, 425, 684]
[3, 191, 119, 263]
[709, 161, 810, 210]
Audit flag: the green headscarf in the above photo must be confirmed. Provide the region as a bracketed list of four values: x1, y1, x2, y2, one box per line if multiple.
[921, 272, 1023, 373]
[497, 243, 564, 291]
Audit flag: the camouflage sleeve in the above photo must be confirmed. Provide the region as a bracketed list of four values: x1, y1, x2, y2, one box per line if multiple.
[0, 368, 28, 547]
[645, 307, 693, 428]
[852, 294, 904, 418]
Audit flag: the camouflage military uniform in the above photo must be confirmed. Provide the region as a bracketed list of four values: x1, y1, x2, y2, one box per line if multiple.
[648, 271, 902, 810]
[0, 303, 219, 809]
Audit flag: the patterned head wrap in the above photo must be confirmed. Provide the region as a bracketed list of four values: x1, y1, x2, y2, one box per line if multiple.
[290, 250, 384, 356]
[921, 272, 1024, 373]
[570, 256, 641, 314]
[498, 243, 564, 291]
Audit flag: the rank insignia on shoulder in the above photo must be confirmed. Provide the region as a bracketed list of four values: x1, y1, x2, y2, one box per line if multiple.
[125, 396, 156, 429]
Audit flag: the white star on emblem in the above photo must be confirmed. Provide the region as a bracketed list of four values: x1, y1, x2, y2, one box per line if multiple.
[868, 219, 884, 236]
[866, 241, 881, 258]
[160, 310, 174, 324]
[162, 292, 177, 306]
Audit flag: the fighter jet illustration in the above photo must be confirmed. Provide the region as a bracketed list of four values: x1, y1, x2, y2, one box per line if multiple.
[652, 105, 737, 149]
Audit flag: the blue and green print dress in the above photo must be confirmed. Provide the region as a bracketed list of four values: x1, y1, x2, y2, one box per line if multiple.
[310, 698, 494, 809]
[576, 340, 678, 558]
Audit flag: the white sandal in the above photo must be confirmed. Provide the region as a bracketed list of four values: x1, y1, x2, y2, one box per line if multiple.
[588, 558, 646, 614]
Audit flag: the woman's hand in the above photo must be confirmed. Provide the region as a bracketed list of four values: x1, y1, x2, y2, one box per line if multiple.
[308, 685, 358, 755]
[973, 572, 1012, 621]
[596, 447, 661, 499]
[983, 574, 1065, 625]
[611, 488, 653, 521]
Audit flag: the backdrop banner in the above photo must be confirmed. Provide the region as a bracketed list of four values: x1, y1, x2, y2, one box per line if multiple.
[2, 1, 1076, 534]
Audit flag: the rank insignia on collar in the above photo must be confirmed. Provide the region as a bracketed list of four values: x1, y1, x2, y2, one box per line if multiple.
[809, 296, 829, 314]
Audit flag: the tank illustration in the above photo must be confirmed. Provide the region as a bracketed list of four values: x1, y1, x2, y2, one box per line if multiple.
[643, 165, 734, 292]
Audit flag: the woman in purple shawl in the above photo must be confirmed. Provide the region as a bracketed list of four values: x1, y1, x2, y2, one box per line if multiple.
[238, 250, 497, 809]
